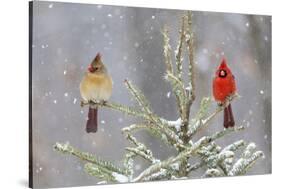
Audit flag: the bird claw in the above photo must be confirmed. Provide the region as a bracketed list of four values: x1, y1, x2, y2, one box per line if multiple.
[101, 100, 107, 105]
[80, 101, 85, 107]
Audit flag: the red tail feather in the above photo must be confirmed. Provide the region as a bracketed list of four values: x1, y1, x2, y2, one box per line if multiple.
[228, 104, 235, 127]
[223, 104, 235, 128]
[223, 107, 229, 128]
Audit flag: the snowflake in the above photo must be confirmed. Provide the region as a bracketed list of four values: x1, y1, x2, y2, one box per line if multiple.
[166, 91, 171, 98]
[73, 98, 77, 104]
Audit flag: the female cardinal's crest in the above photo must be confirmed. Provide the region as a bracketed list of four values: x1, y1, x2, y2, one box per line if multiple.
[94, 53, 101, 62]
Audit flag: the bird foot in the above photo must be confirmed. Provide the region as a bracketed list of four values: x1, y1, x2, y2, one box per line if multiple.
[101, 100, 107, 106]
[80, 101, 86, 107]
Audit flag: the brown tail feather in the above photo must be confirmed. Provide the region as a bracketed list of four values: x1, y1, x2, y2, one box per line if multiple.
[86, 107, 98, 133]
[223, 107, 229, 128]
[228, 104, 235, 127]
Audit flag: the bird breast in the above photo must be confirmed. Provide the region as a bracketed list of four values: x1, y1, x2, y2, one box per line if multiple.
[80, 73, 112, 102]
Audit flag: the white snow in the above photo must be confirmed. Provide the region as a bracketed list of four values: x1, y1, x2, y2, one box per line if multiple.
[107, 14, 112, 18]
[247, 143, 256, 150]
[264, 36, 268, 41]
[97, 181, 107, 185]
[101, 120, 105, 124]
[48, 4, 53, 8]
[64, 93, 68, 97]
[97, 5, 103, 9]
[260, 90, 264, 95]
[53, 100, 57, 104]
[123, 56, 128, 61]
[73, 98, 77, 104]
[245, 22, 249, 27]
[151, 15, 155, 19]
[170, 163, 180, 170]
[112, 172, 129, 183]
[166, 91, 171, 98]
[167, 118, 182, 132]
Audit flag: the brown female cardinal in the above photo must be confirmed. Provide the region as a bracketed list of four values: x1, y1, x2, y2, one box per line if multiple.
[213, 58, 237, 128]
[80, 53, 113, 133]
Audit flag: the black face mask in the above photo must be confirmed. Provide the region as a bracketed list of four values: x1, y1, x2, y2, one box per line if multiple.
[218, 70, 227, 78]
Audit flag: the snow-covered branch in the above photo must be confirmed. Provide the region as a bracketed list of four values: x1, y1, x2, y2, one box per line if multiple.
[54, 12, 264, 184]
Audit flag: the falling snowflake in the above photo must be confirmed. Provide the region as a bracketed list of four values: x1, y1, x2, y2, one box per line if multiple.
[63, 70, 67, 75]
[166, 91, 171, 98]
[64, 93, 68, 97]
[245, 22, 249, 27]
[73, 98, 77, 104]
[101, 120, 105, 124]
[53, 100, 57, 104]
[151, 15, 155, 19]
[260, 90, 264, 95]
[107, 14, 112, 18]
[48, 4, 53, 8]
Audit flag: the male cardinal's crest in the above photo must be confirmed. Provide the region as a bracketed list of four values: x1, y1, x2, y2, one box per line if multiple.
[213, 58, 237, 128]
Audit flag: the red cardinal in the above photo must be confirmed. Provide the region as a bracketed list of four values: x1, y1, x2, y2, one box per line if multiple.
[213, 58, 237, 128]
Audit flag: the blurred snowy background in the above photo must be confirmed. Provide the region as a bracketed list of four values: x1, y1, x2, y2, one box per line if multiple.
[31, 1, 271, 188]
